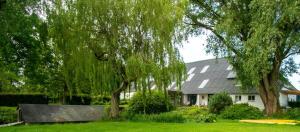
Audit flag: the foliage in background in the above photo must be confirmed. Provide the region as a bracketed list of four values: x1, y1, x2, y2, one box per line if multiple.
[0, 93, 48, 106]
[0, 107, 17, 124]
[0, 0, 55, 94]
[208, 92, 233, 114]
[220, 103, 263, 120]
[128, 92, 173, 114]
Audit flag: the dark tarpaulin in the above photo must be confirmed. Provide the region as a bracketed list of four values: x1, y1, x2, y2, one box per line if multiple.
[18, 104, 104, 123]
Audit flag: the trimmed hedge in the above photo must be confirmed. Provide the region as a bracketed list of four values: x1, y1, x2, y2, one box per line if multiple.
[0, 94, 93, 106]
[65, 95, 91, 105]
[0, 107, 17, 124]
[0, 94, 48, 106]
[220, 103, 263, 120]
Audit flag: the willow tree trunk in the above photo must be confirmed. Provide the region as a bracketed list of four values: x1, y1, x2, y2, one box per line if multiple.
[258, 64, 281, 116]
[258, 84, 280, 116]
[110, 81, 128, 118]
[110, 91, 120, 118]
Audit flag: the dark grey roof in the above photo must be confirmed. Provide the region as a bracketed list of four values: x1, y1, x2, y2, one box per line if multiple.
[169, 58, 258, 94]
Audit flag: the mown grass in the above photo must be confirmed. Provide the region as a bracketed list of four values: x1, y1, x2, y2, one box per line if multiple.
[1, 120, 300, 132]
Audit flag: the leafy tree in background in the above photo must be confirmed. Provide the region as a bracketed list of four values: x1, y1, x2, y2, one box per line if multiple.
[48, 0, 187, 118]
[0, 0, 54, 93]
[186, 0, 300, 115]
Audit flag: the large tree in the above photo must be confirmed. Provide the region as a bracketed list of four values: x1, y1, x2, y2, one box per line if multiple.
[48, 0, 187, 118]
[0, 0, 53, 93]
[186, 0, 300, 115]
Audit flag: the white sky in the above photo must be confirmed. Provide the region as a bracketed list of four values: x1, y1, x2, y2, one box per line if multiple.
[179, 35, 300, 90]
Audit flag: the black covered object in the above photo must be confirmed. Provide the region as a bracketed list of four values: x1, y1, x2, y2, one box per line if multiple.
[18, 104, 104, 123]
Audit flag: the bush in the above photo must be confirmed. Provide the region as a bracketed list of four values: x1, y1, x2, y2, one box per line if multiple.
[286, 108, 300, 120]
[195, 113, 217, 123]
[208, 92, 233, 114]
[0, 94, 48, 106]
[220, 103, 263, 120]
[126, 112, 185, 123]
[128, 92, 173, 114]
[91, 96, 111, 105]
[0, 107, 17, 124]
[174, 106, 208, 120]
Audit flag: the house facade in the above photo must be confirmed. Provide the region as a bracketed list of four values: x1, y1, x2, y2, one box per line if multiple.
[168, 58, 298, 110]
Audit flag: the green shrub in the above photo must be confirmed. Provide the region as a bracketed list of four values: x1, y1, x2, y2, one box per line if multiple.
[0, 107, 17, 124]
[195, 113, 217, 123]
[220, 103, 263, 120]
[127, 112, 185, 123]
[128, 92, 173, 114]
[286, 108, 300, 120]
[91, 96, 111, 105]
[0, 94, 48, 106]
[208, 92, 233, 114]
[174, 106, 208, 120]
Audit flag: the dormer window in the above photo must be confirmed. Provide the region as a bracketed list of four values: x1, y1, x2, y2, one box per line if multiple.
[199, 79, 209, 88]
[186, 74, 195, 81]
[188, 67, 196, 74]
[200, 65, 210, 73]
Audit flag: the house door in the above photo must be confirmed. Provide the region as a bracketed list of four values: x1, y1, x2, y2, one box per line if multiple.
[188, 94, 197, 106]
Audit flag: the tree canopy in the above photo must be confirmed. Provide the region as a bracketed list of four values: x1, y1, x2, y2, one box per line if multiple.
[186, 0, 300, 115]
[48, 0, 187, 118]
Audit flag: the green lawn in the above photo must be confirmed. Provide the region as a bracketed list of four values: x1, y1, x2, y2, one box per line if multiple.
[1, 121, 300, 132]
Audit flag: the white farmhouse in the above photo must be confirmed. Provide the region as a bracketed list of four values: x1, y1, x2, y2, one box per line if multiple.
[168, 58, 299, 110]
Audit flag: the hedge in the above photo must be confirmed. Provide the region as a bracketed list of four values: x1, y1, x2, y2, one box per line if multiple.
[0, 94, 48, 106]
[0, 94, 92, 106]
[65, 95, 91, 105]
[0, 107, 17, 124]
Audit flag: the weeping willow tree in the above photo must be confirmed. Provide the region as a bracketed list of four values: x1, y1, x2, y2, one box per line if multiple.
[48, 0, 187, 118]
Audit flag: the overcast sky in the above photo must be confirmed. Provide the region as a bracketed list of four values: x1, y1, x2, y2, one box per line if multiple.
[179, 35, 300, 90]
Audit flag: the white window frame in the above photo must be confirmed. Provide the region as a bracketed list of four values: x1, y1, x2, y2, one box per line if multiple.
[200, 65, 210, 73]
[186, 74, 195, 81]
[198, 79, 209, 88]
[235, 95, 241, 102]
[248, 95, 255, 101]
[188, 67, 196, 74]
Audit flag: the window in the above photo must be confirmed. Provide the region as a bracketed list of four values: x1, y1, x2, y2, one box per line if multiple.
[186, 74, 195, 81]
[248, 95, 255, 101]
[200, 65, 210, 73]
[199, 79, 209, 88]
[188, 67, 196, 74]
[235, 95, 241, 102]
[202, 96, 205, 99]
